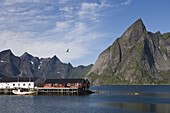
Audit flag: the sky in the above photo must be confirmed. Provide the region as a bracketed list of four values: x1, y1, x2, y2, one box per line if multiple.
[0, 0, 170, 66]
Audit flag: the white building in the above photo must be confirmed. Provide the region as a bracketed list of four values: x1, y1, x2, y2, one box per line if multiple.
[0, 77, 43, 89]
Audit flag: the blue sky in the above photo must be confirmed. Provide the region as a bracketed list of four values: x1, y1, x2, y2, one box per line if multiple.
[0, 0, 170, 66]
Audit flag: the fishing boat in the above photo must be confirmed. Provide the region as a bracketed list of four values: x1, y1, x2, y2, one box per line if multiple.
[12, 88, 38, 95]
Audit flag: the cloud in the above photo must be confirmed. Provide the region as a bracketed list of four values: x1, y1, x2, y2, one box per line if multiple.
[55, 21, 71, 31]
[58, 0, 69, 4]
[78, 2, 104, 22]
[67, 22, 87, 36]
[121, 0, 132, 5]
[2, 0, 28, 5]
[0, 0, 133, 66]
[0, 30, 89, 62]
[81, 3, 99, 9]
[114, 0, 132, 7]
[59, 7, 73, 12]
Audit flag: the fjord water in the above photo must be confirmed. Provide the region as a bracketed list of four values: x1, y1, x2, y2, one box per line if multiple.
[0, 85, 170, 113]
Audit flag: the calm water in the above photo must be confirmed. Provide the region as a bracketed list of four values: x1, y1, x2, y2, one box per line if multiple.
[0, 85, 170, 113]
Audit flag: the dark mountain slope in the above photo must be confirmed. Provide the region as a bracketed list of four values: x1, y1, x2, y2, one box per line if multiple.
[0, 50, 92, 79]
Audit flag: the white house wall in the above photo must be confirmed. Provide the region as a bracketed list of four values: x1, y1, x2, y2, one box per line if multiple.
[0, 82, 34, 89]
[0, 83, 6, 89]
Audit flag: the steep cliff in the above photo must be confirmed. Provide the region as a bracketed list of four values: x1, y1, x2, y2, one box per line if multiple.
[86, 19, 170, 85]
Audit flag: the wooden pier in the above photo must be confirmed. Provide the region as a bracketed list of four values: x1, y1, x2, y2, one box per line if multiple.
[38, 87, 81, 95]
[0, 78, 91, 95]
[0, 87, 92, 95]
[0, 88, 14, 95]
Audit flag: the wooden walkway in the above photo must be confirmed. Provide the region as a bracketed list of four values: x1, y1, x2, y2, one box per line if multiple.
[0, 88, 14, 95]
[0, 87, 92, 95]
[37, 87, 80, 95]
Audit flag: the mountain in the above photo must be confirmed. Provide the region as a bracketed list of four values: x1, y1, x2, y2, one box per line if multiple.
[86, 19, 170, 85]
[0, 50, 92, 79]
[68, 64, 93, 78]
[0, 49, 20, 77]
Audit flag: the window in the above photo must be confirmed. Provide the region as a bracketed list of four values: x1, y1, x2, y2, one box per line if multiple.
[29, 83, 31, 86]
[23, 84, 25, 86]
[13, 84, 15, 86]
[18, 83, 20, 86]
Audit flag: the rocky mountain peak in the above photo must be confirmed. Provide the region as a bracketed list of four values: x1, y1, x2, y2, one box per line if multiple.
[0, 50, 92, 79]
[51, 55, 61, 63]
[129, 18, 145, 30]
[155, 31, 161, 35]
[0, 49, 13, 55]
[86, 19, 170, 85]
[67, 63, 73, 69]
[68, 62, 72, 66]
[0, 49, 20, 76]
[22, 52, 29, 55]
[2, 49, 12, 53]
[20, 52, 34, 61]
[0, 49, 15, 60]
[121, 18, 146, 44]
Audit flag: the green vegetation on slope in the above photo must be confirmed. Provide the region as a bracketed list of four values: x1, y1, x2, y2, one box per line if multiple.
[69, 64, 93, 78]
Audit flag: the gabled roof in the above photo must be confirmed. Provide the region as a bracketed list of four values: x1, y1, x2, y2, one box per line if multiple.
[44, 79, 86, 84]
[0, 77, 40, 82]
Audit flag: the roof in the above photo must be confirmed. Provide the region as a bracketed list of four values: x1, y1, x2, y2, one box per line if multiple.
[44, 79, 87, 84]
[0, 77, 40, 82]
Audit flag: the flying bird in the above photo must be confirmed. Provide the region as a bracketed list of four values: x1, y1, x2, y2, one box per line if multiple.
[66, 49, 69, 52]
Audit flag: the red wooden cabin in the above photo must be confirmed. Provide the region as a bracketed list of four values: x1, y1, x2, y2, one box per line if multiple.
[43, 79, 90, 89]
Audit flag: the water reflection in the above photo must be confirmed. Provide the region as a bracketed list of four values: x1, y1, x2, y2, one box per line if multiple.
[103, 102, 170, 113]
[0, 85, 170, 113]
[91, 85, 170, 113]
[106, 92, 170, 99]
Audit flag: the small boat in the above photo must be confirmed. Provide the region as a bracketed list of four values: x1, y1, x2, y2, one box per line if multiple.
[134, 92, 139, 95]
[12, 89, 38, 95]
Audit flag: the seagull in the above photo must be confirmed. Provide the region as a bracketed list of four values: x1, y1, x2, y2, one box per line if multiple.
[66, 49, 69, 52]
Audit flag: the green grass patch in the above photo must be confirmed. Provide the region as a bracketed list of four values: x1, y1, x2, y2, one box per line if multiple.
[137, 40, 144, 56]
[88, 73, 100, 81]
[160, 46, 167, 54]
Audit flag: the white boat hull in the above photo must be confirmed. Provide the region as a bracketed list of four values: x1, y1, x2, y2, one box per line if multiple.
[12, 89, 38, 95]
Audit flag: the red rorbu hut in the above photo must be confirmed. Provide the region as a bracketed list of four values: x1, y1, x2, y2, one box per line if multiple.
[43, 79, 90, 90]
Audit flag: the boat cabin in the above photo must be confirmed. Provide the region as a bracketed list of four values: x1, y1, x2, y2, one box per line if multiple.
[43, 79, 90, 90]
[0, 77, 43, 89]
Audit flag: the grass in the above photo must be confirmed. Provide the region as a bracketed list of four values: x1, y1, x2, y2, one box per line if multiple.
[160, 46, 167, 54]
[157, 71, 170, 84]
[88, 73, 100, 81]
[117, 62, 123, 70]
[69, 65, 92, 78]
[102, 72, 131, 85]
[137, 40, 144, 57]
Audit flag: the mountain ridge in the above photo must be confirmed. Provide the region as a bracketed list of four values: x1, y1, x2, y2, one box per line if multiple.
[0, 49, 92, 79]
[86, 19, 170, 85]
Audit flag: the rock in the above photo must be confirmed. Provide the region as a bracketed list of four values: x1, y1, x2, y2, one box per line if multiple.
[86, 19, 170, 85]
[0, 50, 92, 79]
